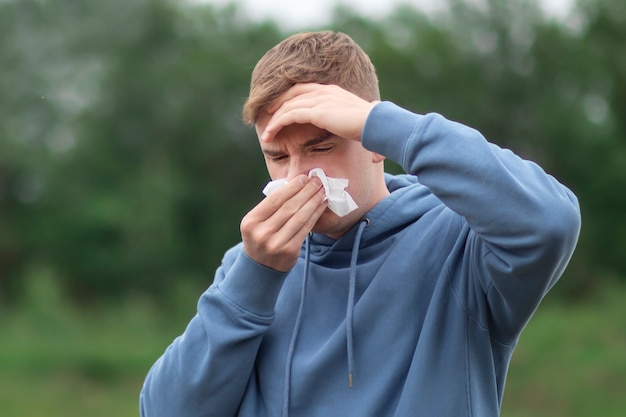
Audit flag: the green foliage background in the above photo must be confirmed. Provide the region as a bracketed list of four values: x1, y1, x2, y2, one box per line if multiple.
[1, 0, 625, 301]
[0, 0, 625, 415]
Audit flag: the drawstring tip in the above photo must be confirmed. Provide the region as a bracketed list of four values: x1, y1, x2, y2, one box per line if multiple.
[348, 373, 353, 388]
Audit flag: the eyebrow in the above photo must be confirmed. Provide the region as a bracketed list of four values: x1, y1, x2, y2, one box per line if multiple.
[262, 131, 334, 157]
[303, 131, 333, 148]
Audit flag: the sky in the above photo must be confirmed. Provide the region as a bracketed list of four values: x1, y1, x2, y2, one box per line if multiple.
[203, 0, 574, 30]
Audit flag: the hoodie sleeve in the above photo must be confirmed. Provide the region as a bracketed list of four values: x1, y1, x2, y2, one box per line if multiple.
[362, 101, 581, 342]
[140, 244, 287, 417]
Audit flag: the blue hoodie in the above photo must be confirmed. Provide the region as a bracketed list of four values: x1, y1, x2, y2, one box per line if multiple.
[140, 102, 581, 417]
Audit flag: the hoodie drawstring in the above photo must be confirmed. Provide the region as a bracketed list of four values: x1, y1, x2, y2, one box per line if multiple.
[346, 219, 368, 388]
[282, 235, 311, 417]
[283, 219, 369, 416]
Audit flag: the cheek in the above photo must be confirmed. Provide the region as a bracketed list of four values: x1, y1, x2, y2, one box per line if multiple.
[265, 163, 286, 180]
[346, 162, 374, 198]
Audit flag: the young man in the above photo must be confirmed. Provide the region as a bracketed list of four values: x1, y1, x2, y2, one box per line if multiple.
[140, 31, 580, 417]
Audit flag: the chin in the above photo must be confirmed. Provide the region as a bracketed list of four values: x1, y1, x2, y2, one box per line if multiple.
[312, 211, 353, 239]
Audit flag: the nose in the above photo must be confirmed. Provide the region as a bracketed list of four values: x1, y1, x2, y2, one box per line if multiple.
[286, 156, 315, 182]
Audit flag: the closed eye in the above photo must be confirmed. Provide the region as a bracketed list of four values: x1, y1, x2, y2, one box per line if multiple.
[312, 146, 334, 154]
[263, 149, 288, 162]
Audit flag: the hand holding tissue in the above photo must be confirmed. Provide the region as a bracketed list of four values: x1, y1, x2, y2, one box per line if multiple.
[262, 168, 358, 217]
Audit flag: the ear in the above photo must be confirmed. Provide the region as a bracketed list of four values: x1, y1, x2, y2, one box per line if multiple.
[371, 152, 386, 164]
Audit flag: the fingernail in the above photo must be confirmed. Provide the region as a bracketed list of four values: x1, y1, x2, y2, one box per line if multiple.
[297, 175, 308, 185]
[310, 177, 322, 188]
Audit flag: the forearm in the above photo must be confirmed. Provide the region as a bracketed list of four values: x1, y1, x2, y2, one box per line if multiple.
[140, 248, 287, 417]
[363, 101, 580, 256]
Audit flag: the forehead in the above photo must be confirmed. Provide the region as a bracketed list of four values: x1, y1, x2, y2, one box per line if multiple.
[255, 113, 330, 147]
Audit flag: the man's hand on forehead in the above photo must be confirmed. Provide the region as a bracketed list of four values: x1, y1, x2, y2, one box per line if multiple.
[260, 83, 378, 144]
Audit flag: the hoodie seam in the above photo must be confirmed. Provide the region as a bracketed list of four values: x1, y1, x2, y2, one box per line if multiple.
[445, 220, 515, 349]
[401, 113, 432, 171]
[214, 286, 276, 321]
[401, 113, 423, 170]
[448, 270, 515, 349]
[465, 314, 473, 417]
[445, 218, 480, 328]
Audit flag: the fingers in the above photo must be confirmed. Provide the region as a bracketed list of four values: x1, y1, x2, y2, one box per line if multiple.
[260, 85, 327, 143]
[260, 83, 376, 144]
[266, 83, 320, 113]
[256, 174, 311, 218]
[241, 175, 328, 272]
[260, 105, 321, 142]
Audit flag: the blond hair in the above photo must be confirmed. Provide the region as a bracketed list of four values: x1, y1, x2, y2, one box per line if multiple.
[242, 31, 379, 125]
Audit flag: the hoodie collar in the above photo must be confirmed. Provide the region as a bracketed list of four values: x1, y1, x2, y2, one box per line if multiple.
[308, 173, 437, 251]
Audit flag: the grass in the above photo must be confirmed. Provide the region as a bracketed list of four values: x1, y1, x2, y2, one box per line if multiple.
[501, 283, 626, 417]
[0, 275, 624, 417]
[0, 296, 169, 417]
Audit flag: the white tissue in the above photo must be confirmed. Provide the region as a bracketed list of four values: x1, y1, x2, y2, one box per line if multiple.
[261, 178, 288, 196]
[262, 168, 358, 217]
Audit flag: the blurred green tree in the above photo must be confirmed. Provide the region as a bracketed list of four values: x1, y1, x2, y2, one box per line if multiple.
[0, 0, 283, 301]
[41, 0, 285, 299]
[0, 0, 624, 304]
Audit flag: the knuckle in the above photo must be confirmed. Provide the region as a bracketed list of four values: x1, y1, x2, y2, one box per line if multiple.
[266, 192, 283, 206]
[240, 216, 255, 235]
[293, 208, 311, 224]
[263, 237, 281, 254]
[281, 200, 300, 216]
